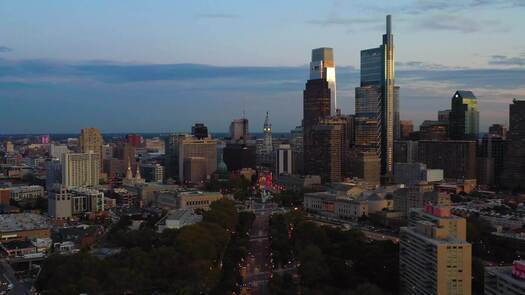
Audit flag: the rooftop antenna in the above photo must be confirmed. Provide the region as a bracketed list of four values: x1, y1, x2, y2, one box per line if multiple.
[386, 14, 392, 35]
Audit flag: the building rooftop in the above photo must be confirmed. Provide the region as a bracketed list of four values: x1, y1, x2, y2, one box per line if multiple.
[401, 226, 470, 245]
[455, 90, 477, 100]
[0, 213, 50, 232]
[486, 261, 525, 288]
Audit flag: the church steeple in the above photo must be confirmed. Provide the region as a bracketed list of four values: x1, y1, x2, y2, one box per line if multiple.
[135, 164, 141, 180]
[125, 160, 133, 179]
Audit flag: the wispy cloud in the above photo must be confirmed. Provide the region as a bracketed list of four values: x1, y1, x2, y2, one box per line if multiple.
[0, 46, 12, 53]
[306, 17, 379, 27]
[489, 55, 525, 67]
[396, 61, 466, 70]
[196, 13, 239, 19]
[415, 15, 509, 33]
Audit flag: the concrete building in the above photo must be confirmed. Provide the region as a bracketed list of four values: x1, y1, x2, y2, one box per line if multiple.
[400, 204, 471, 295]
[485, 261, 525, 295]
[348, 149, 380, 185]
[394, 162, 443, 186]
[177, 191, 223, 210]
[62, 152, 100, 187]
[178, 137, 217, 183]
[79, 128, 103, 171]
[8, 185, 44, 202]
[230, 118, 249, 143]
[275, 144, 293, 176]
[304, 189, 393, 221]
[394, 140, 418, 164]
[69, 187, 105, 215]
[488, 124, 507, 139]
[400, 120, 413, 139]
[50, 144, 70, 160]
[46, 159, 62, 190]
[183, 157, 208, 183]
[157, 208, 202, 231]
[140, 163, 164, 183]
[393, 188, 451, 216]
[419, 120, 449, 141]
[48, 186, 72, 219]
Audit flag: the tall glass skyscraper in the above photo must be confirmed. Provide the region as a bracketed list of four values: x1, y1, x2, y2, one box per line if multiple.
[449, 90, 479, 140]
[310, 47, 337, 116]
[355, 15, 399, 179]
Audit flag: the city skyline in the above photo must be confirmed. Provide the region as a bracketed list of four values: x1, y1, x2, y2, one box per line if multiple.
[1, 1, 524, 133]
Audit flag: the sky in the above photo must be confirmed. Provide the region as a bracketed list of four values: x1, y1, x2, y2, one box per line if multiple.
[0, 0, 524, 133]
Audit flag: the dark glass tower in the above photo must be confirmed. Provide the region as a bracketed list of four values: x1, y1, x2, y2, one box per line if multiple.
[356, 15, 398, 180]
[449, 90, 479, 140]
[303, 49, 334, 181]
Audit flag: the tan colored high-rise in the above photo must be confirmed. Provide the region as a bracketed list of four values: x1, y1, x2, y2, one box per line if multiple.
[62, 152, 100, 188]
[178, 136, 217, 183]
[400, 205, 472, 295]
[79, 128, 103, 172]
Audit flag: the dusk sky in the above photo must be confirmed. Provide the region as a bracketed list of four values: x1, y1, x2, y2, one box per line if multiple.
[1, 0, 525, 133]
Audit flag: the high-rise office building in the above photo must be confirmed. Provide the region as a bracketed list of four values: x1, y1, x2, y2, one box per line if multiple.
[438, 109, 451, 123]
[348, 149, 380, 185]
[418, 140, 477, 180]
[62, 152, 100, 187]
[166, 134, 186, 180]
[191, 123, 209, 139]
[501, 99, 525, 189]
[319, 115, 353, 177]
[394, 140, 418, 164]
[79, 128, 103, 172]
[488, 123, 507, 139]
[306, 124, 342, 183]
[400, 120, 413, 140]
[419, 120, 449, 140]
[303, 48, 334, 181]
[400, 204, 472, 295]
[275, 144, 293, 176]
[291, 126, 304, 174]
[357, 15, 398, 180]
[477, 136, 508, 186]
[178, 137, 218, 182]
[230, 118, 249, 143]
[310, 47, 337, 115]
[449, 90, 479, 140]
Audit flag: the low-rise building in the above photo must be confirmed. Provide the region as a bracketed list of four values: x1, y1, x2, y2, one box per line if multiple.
[178, 191, 223, 210]
[0, 240, 37, 257]
[0, 213, 51, 242]
[157, 208, 202, 231]
[8, 185, 44, 202]
[485, 261, 525, 295]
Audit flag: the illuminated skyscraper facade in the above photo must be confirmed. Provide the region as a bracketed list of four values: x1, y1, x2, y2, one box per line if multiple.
[310, 47, 337, 115]
[449, 90, 479, 140]
[356, 15, 398, 180]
